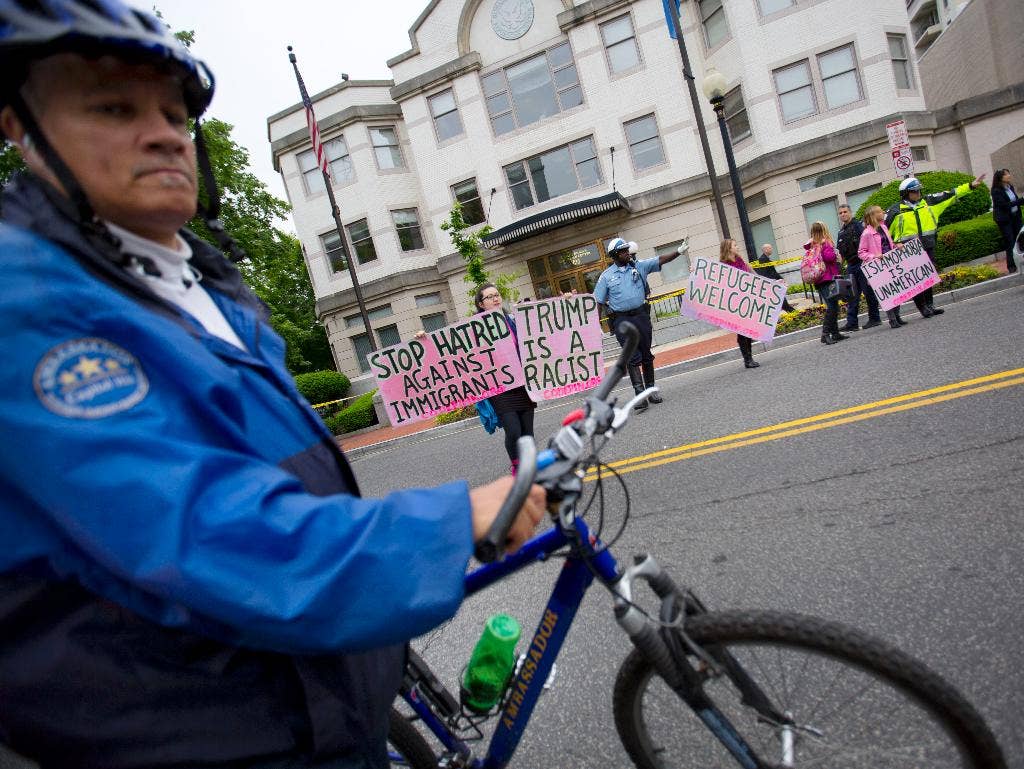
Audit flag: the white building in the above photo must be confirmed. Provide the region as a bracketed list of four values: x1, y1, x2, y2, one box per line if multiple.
[267, 0, 1010, 383]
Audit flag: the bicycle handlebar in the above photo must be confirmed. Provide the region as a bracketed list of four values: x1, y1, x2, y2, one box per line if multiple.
[473, 322, 640, 563]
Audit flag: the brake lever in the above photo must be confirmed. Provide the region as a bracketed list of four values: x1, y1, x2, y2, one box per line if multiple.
[611, 387, 659, 431]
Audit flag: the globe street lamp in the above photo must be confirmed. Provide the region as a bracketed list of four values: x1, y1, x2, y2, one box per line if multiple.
[702, 68, 757, 261]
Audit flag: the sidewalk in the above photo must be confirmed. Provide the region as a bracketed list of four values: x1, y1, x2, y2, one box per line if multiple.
[339, 255, 1018, 455]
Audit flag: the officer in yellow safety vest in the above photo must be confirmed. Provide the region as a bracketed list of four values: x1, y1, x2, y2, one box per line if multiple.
[885, 174, 985, 317]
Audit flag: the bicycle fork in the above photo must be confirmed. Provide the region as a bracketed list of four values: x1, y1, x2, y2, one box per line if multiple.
[611, 554, 785, 769]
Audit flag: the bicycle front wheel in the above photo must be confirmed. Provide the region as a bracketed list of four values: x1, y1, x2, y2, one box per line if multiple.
[613, 610, 1005, 769]
[387, 707, 437, 769]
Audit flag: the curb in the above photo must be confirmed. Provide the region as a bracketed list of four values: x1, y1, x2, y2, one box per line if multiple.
[342, 272, 1023, 459]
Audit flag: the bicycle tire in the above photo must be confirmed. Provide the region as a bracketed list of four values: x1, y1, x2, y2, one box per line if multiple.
[612, 610, 1006, 769]
[387, 706, 437, 769]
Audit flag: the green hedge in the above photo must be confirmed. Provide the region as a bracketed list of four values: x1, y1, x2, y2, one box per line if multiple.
[934, 214, 1003, 269]
[435, 405, 476, 425]
[294, 370, 351, 406]
[854, 170, 990, 225]
[324, 391, 377, 435]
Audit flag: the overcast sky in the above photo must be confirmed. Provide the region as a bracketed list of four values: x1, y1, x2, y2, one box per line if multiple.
[159, 0, 431, 228]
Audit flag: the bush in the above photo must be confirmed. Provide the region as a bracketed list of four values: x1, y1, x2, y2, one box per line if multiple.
[787, 283, 811, 295]
[434, 405, 476, 425]
[935, 264, 1000, 292]
[933, 214, 1003, 269]
[324, 391, 377, 435]
[294, 370, 351, 406]
[854, 171, 990, 226]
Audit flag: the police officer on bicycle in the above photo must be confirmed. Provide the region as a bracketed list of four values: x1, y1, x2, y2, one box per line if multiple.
[593, 236, 685, 412]
[0, 3, 544, 767]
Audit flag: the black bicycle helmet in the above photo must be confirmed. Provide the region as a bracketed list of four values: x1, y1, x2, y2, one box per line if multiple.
[0, 0, 214, 116]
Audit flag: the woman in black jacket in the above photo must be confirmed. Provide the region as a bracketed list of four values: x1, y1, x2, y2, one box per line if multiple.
[991, 168, 1022, 274]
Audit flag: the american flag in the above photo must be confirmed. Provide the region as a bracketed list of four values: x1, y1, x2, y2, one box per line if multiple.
[289, 48, 331, 181]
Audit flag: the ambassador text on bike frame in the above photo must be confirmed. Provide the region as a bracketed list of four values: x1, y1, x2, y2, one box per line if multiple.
[0, 3, 545, 768]
[593, 237, 684, 412]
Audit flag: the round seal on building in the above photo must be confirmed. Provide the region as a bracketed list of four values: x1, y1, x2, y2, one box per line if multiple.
[34, 337, 149, 419]
[491, 0, 534, 41]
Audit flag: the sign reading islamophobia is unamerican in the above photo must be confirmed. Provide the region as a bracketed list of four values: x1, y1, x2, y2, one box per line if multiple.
[679, 256, 787, 342]
[369, 310, 524, 426]
[861, 237, 939, 311]
[514, 294, 605, 402]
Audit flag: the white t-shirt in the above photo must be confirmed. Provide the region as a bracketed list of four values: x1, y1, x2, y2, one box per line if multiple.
[107, 223, 247, 351]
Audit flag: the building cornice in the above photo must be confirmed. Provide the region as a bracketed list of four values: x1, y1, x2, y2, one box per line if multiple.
[316, 266, 444, 319]
[270, 103, 404, 170]
[556, 0, 635, 32]
[266, 79, 395, 129]
[390, 53, 483, 102]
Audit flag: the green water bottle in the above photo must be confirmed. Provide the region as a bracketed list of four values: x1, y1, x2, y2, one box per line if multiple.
[461, 614, 521, 713]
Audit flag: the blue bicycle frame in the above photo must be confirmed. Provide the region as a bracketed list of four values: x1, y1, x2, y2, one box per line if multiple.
[401, 515, 618, 769]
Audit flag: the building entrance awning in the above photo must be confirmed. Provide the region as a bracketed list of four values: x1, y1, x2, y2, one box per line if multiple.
[482, 192, 630, 248]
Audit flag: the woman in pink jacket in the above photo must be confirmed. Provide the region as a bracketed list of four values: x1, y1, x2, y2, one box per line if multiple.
[858, 205, 907, 328]
[805, 221, 847, 345]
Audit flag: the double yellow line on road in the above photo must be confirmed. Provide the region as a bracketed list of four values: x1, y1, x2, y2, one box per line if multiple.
[585, 367, 1024, 480]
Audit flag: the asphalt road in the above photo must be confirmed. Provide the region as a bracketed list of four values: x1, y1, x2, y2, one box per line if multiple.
[354, 283, 1024, 767]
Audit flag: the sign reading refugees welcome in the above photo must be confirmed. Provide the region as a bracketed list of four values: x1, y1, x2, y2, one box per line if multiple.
[514, 294, 604, 401]
[369, 310, 524, 426]
[679, 256, 787, 342]
[862, 237, 940, 311]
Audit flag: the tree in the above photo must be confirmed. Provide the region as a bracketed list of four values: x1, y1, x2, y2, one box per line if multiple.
[440, 201, 520, 312]
[0, 142, 25, 189]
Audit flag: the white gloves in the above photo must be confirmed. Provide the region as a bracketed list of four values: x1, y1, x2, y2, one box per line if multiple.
[677, 238, 690, 256]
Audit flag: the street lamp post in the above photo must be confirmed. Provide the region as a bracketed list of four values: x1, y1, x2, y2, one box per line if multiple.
[702, 68, 757, 261]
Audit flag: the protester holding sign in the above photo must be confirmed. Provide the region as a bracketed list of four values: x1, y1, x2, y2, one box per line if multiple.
[859, 206, 907, 329]
[885, 174, 985, 317]
[803, 222, 847, 346]
[475, 283, 536, 474]
[720, 239, 761, 369]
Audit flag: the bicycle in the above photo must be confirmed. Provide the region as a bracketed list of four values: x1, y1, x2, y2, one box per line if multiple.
[387, 323, 1007, 768]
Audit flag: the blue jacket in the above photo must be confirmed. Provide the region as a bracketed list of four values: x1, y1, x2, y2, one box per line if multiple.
[0, 175, 473, 767]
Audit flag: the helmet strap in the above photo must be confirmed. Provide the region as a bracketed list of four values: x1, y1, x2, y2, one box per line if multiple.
[193, 120, 247, 263]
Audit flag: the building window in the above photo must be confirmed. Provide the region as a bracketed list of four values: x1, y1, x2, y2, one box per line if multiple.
[803, 197, 840, 239]
[775, 60, 816, 122]
[759, 0, 793, 14]
[504, 137, 602, 211]
[699, 0, 728, 47]
[818, 45, 862, 110]
[723, 87, 750, 142]
[346, 219, 377, 264]
[352, 323, 400, 373]
[888, 34, 914, 89]
[321, 231, 347, 273]
[453, 179, 486, 225]
[428, 89, 464, 142]
[299, 136, 354, 194]
[370, 126, 404, 170]
[657, 241, 689, 283]
[746, 190, 768, 210]
[601, 15, 640, 75]
[420, 312, 448, 333]
[482, 42, 582, 136]
[345, 305, 393, 328]
[415, 292, 442, 308]
[911, 146, 929, 161]
[797, 158, 876, 191]
[750, 217, 780, 264]
[624, 114, 665, 171]
[392, 209, 424, 252]
[845, 185, 880, 215]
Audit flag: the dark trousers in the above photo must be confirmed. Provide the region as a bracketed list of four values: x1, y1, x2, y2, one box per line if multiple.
[912, 248, 939, 311]
[997, 219, 1021, 271]
[737, 335, 753, 359]
[499, 409, 535, 462]
[612, 309, 654, 366]
[817, 286, 840, 336]
[845, 263, 880, 326]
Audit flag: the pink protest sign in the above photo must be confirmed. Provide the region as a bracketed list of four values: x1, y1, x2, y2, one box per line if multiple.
[862, 237, 940, 311]
[514, 294, 605, 402]
[368, 310, 524, 426]
[679, 256, 787, 342]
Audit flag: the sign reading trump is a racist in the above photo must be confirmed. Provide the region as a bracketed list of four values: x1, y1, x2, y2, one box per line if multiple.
[679, 256, 787, 342]
[369, 310, 524, 426]
[862, 237, 940, 311]
[514, 294, 605, 401]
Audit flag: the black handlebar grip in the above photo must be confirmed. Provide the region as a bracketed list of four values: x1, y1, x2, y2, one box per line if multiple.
[474, 437, 538, 563]
[593, 321, 639, 402]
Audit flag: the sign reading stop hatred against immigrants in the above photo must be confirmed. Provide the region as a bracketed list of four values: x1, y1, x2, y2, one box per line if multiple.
[862, 237, 940, 311]
[679, 256, 787, 342]
[369, 310, 524, 426]
[514, 294, 605, 401]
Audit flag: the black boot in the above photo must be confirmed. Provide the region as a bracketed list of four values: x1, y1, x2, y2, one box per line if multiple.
[831, 332, 849, 341]
[821, 332, 837, 345]
[641, 361, 663, 403]
[628, 365, 648, 412]
[887, 310, 901, 329]
[928, 304, 944, 315]
[739, 336, 759, 368]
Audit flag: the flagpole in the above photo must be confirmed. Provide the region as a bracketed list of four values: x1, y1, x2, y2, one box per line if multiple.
[288, 46, 377, 354]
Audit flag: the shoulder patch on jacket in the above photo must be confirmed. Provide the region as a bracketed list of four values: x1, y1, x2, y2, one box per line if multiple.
[34, 338, 149, 419]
